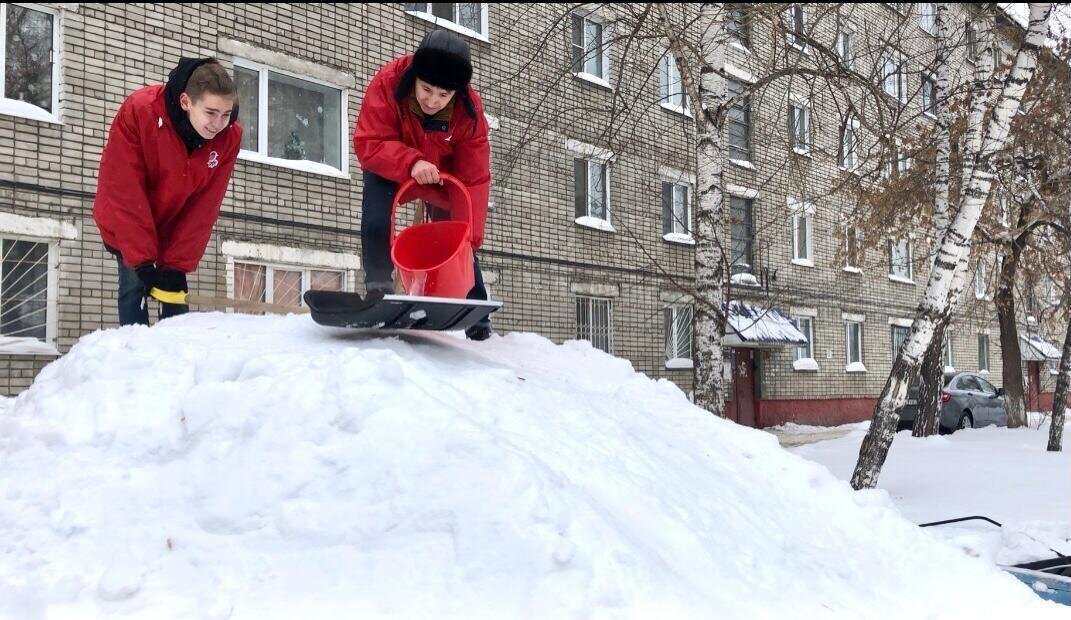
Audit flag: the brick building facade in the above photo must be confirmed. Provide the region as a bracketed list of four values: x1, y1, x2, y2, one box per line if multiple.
[0, 3, 1058, 425]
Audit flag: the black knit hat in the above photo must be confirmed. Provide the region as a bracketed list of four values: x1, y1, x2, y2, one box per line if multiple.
[411, 30, 472, 91]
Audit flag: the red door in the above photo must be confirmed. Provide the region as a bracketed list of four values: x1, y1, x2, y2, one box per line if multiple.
[1027, 361, 1041, 411]
[726, 348, 758, 427]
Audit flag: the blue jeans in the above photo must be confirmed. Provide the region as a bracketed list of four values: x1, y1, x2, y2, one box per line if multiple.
[116, 257, 188, 326]
[361, 170, 490, 327]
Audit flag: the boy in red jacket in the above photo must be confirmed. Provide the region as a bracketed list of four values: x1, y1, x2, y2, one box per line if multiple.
[93, 58, 242, 326]
[353, 30, 493, 341]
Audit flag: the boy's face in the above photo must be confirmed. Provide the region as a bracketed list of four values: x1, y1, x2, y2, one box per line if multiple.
[414, 78, 455, 116]
[180, 92, 235, 140]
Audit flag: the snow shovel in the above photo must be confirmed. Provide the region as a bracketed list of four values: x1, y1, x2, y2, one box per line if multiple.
[303, 173, 501, 331]
[149, 288, 310, 315]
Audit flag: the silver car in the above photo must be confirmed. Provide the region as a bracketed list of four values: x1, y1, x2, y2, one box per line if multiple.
[899, 372, 1007, 433]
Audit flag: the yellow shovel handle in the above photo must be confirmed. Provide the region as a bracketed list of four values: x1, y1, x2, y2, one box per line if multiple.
[149, 288, 188, 305]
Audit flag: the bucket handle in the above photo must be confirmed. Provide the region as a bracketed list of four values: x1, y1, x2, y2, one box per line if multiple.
[389, 172, 474, 247]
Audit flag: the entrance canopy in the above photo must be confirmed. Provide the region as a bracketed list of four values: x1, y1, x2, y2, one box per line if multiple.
[722, 301, 808, 349]
[1021, 334, 1061, 361]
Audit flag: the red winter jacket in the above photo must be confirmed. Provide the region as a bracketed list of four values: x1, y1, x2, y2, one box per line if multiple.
[93, 84, 242, 272]
[354, 55, 491, 247]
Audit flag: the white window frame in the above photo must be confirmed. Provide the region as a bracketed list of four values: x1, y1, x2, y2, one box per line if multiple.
[790, 99, 811, 155]
[0, 2, 63, 124]
[571, 11, 612, 88]
[569, 139, 615, 231]
[789, 198, 815, 267]
[890, 324, 910, 363]
[661, 169, 694, 244]
[882, 49, 906, 103]
[665, 303, 693, 369]
[792, 313, 817, 371]
[784, 4, 810, 53]
[918, 3, 937, 35]
[889, 238, 913, 283]
[975, 262, 987, 299]
[658, 52, 690, 117]
[978, 333, 990, 372]
[0, 213, 76, 355]
[221, 241, 358, 309]
[576, 295, 614, 354]
[233, 58, 350, 179]
[840, 116, 859, 171]
[922, 74, 937, 118]
[403, 3, 489, 42]
[837, 28, 854, 70]
[943, 330, 954, 371]
[844, 316, 866, 372]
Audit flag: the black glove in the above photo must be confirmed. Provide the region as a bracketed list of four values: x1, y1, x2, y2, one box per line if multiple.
[155, 268, 188, 293]
[135, 263, 158, 291]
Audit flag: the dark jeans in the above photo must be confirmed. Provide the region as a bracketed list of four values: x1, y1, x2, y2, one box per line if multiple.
[116, 257, 188, 326]
[361, 170, 490, 327]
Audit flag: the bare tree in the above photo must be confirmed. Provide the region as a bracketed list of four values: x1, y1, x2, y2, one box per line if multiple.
[850, 3, 1055, 490]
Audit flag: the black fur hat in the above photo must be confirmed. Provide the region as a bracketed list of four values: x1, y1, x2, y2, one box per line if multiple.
[411, 29, 472, 91]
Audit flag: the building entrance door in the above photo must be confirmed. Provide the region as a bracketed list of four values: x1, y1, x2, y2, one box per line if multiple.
[726, 348, 757, 427]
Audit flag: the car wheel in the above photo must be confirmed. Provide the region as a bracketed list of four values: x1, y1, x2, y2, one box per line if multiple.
[956, 412, 973, 431]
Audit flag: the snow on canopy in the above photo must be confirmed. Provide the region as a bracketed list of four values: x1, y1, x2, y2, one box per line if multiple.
[0, 313, 1062, 618]
[1022, 334, 1062, 361]
[725, 301, 808, 347]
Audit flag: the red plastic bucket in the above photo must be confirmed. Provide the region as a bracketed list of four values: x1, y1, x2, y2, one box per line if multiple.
[389, 173, 475, 298]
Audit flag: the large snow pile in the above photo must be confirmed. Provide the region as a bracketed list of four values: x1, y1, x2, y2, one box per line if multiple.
[0, 314, 1063, 618]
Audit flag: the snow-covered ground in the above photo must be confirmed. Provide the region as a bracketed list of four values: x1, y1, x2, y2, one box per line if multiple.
[788, 417, 1071, 568]
[0, 313, 1066, 618]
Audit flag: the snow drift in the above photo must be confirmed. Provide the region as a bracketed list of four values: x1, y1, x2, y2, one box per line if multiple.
[0, 313, 1063, 618]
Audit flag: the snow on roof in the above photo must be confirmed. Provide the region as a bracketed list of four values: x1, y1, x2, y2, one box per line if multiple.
[725, 301, 808, 347]
[0, 314, 1059, 617]
[1021, 334, 1062, 360]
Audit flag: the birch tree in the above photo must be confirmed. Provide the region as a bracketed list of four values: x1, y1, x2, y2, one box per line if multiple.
[851, 3, 1055, 490]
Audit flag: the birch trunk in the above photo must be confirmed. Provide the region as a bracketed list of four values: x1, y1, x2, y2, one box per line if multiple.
[995, 220, 1030, 429]
[659, 4, 730, 417]
[851, 3, 1053, 490]
[913, 3, 953, 437]
[1048, 308, 1071, 451]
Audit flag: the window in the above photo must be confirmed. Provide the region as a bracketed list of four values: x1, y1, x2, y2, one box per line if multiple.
[571, 12, 610, 83]
[662, 181, 690, 237]
[978, 334, 990, 371]
[837, 29, 854, 69]
[232, 261, 344, 309]
[790, 101, 810, 154]
[975, 263, 987, 298]
[1, 3, 60, 122]
[1, 238, 50, 343]
[882, 50, 905, 102]
[404, 3, 487, 39]
[658, 53, 688, 114]
[664, 304, 693, 365]
[957, 375, 980, 392]
[966, 24, 979, 63]
[784, 4, 808, 50]
[889, 239, 912, 281]
[840, 116, 858, 169]
[727, 4, 751, 48]
[845, 225, 862, 270]
[790, 199, 814, 265]
[977, 376, 998, 395]
[577, 296, 613, 353]
[918, 3, 937, 35]
[574, 157, 609, 222]
[897, 141, 912, 173]
[233, 60, 346, 175]
[846, 320, 864, 368]
[891, 325, 910, 362]
[730, 196, 754, 275]
[792, 316, 815, 363]
[727, 79, 751, 163]
[943, 333, 954, 369]
[922, 75, 937, 117]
